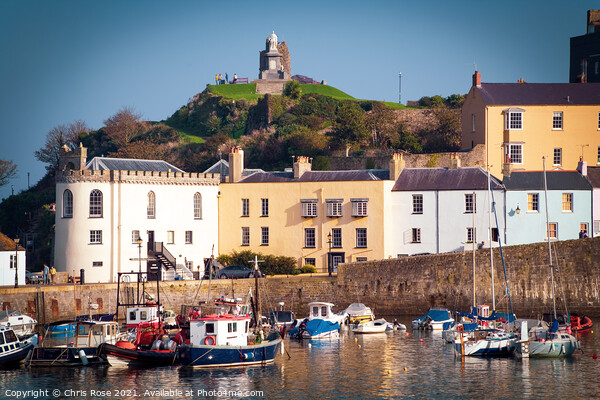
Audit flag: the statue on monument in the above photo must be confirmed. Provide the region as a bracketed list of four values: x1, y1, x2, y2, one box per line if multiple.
[268, 31, 278, 52]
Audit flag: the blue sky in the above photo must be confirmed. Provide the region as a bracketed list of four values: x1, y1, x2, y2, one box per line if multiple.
[0, 0, 597, 200]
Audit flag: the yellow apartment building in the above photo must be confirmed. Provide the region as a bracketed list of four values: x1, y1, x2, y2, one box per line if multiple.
[461, 71, 600, 177]
[218, 148, 399, 273]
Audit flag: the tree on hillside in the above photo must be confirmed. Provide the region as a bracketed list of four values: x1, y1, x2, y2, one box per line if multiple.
[328, 102, 369, 153]
[103, 106, 147, 148]
[34, 121, 89, 171]
[0, 160, 17, 187]
[366, 101, 397, 148]
[285, 126, 328, 157]
[283, 80, 301, 99]
[108, 141, 169, 161]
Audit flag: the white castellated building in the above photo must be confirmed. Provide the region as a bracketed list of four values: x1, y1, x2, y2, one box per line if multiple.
[54, 145, 220, 283]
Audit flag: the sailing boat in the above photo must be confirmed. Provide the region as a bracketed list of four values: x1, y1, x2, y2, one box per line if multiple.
[454, 172, 517, 356]
[514, 157, 580, 358]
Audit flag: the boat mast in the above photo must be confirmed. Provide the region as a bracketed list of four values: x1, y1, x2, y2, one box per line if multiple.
[208, 245, 214, 306]
[542, 157, 557, 320]
[472, 191, 476, 310]
[488, 168, 495, 311]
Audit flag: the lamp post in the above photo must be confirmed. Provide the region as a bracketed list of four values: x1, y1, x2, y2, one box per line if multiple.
[137, 238, 143, 273]
[14, 238, 19, 288]
[327, 232, 332, 277]
[515, 205, 521, 214]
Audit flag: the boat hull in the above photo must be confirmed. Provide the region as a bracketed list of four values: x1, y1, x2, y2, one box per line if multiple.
[179, 339, 281, 368]
[0, 342, 34, 367]
[98, 343, 178, 366]
[516, 337, 580, 358]
[28, 347, 107, 367]
[455, 337, 516, 356]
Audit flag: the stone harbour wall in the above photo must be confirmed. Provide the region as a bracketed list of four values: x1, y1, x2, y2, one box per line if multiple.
[2, 237, 599, 324]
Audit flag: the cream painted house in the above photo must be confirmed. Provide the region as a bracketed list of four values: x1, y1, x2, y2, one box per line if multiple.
[461, 71, 600, 178]
[218, 149, 399, 273]
[54, 145, 220, 283]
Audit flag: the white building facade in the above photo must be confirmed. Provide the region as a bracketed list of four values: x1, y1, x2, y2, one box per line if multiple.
[0, 233, 25, 286]
[390, 166, 506, 256]
[54, 150, 220, 283]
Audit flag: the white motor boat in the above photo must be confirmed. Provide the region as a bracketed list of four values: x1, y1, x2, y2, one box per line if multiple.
[0, 310, 37, 337]
[351, 318, 388, 334]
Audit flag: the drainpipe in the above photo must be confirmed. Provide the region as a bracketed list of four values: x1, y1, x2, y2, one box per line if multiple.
[435, 190, 439, 253]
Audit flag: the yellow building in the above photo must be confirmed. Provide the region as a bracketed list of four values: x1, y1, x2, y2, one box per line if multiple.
[461, 71, 600, 177]
[218, 148, 399, 273]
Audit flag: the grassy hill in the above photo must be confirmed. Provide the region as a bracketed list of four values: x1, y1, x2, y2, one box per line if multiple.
[208, 82, 357, 101]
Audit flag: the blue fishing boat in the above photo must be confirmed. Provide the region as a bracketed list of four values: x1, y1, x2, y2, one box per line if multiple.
[411, 308, 454, 331]
[289, 318, 341, 339]
[178, 314, 281, 368]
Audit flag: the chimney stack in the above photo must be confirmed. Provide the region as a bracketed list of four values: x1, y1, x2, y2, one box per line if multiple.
[293, 156, 312, 179]
[472, 71, 481, 87]
[449, 153, 461, 169]
[577, 156, 588, 176]
[228, 146, 244, 182]
[389, 153, 405, 181]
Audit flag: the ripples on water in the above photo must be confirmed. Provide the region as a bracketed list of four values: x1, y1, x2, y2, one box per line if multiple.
[2, 317, 600, 399]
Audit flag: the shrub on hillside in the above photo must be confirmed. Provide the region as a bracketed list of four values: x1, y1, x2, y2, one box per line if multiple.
[283, 80, 301, 99]
[301, 264, 317, 273]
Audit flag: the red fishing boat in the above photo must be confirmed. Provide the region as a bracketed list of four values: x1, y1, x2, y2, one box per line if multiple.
[570, 313, 593, 333]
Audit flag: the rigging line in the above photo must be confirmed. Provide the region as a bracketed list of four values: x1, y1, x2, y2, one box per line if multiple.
[490, 181, 515, 318]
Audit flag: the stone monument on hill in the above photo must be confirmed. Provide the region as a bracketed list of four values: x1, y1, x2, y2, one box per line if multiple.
[255, 30, 290, 95]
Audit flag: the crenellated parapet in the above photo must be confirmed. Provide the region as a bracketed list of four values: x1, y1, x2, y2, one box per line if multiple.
[56, 169, 221, 186]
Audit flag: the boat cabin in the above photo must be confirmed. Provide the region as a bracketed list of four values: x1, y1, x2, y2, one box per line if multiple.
[0, 326, 20, 352]
[477, 305, 490, 318]
[0, 310, 37, 336]
[43, 321, 120, 347]
[308, 302, 339, 321]
[126, 305, 160, 328]
[189, 314, 250, 346]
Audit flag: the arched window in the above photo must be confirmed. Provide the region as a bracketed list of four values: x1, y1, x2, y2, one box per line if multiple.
[63, 189, 73, 218]
[194, 192, 202, 219]
[89, 189, 103, 217]
[147, 191, 156, 219]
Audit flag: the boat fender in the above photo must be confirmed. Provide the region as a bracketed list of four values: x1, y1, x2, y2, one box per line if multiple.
[78, 349, 89, 366]
[151, 339, 164, 350]
[280, 341, 284, 355]
[243, 352, 254, 360]
[204, 335, 216, 345]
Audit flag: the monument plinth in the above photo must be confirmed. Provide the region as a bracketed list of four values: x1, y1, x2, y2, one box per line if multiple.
[255, 31, 290, 95]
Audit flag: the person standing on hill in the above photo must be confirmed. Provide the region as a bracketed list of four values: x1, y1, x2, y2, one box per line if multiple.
[215, 74, 219, 85]
[225, 72, 229, 84]
[43, 264, 49, 285]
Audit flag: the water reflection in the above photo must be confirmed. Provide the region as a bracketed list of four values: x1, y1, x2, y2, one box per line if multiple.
[1, 317, 600, 399]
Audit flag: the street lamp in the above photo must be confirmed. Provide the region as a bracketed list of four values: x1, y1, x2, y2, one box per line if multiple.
[137, 238, 143, 273]
[515, 205, 521, 215]
[327, 232, 332, 277]
[14, 238, 19, 288]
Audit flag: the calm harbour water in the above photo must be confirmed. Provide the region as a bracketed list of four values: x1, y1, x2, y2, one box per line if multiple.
[2, 316, 600, 400]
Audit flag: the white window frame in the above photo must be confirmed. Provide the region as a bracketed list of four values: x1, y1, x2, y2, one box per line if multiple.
[553, 148, 562, 166]
[132, 230, 140, 243]
[242, 199, 249, 217]
[552, 112, 563, 130]
[412, 194, 423, 214]
[505, 112, 523, 130]
[193, 193, 202, 219]
[562, 193, 573, 212]
[505, 144, 523, 164]
[467, 227, 476, 243]
[261, 198, 269, 217]
[89, 189, 103, 218]
[185, 230, 193, 244]
[465, 193, 476, 214]
[241, 227, 250, 246]
[9, 254, 16, 269]
[63, 189, 73, 218]
[261, 227, 269, 246]
[167, 230, 175, 244]
[546, 222, 558, 239]
[598, 112, 600, 131]
[326, 200, 343, 217]
[147, 191, 156, 219]
[90, 230, 102, 244]
[304, 258, 316, 267]
[411, 228, 421, 244]
[527, 193, 539, 212]
[356, 228, 367, 248]
[351, 199, 368, 217]
[305, 228, 315, 248]
[301, 200, 318, 217]
[597, 146, 600, 164]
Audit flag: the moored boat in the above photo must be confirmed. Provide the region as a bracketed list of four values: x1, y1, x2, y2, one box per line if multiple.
[514, 319, 580, 358]
[412, 308, 454, 331]
[570, 313, 592, 333]
[351, 318, 388, 334]
[343, 303, 375, 325]
[0, 310, 37, 337]
[0, 326, 37, 368]
[178, 314, 281, 368]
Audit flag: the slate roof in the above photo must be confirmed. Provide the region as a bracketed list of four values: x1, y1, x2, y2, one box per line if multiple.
[391, 167, 503, 191]
[584, 167, 600, 188]
[239, 169, 389, 183]
[204, 159, 229, 175]
[503, 171, 592, 190]
[476, 83, 600, 106]
[0, 232, 23, 252]
[86, 157, 184, 172]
